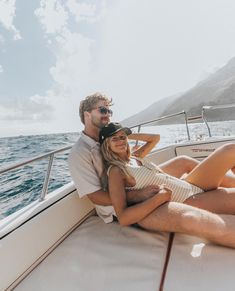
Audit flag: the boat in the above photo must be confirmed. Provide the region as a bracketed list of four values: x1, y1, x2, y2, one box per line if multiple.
[1, 104, 235, 291]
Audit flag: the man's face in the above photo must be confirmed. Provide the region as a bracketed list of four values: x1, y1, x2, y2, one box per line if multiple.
[89, 100, 112, 129]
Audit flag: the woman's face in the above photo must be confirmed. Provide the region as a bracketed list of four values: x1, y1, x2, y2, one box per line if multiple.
[109, 130, 128, 156]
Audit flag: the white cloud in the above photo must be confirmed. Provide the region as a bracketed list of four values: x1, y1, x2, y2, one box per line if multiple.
[0, 94, 53, 121]
[35, 0, 68, 34]
[50, 29, 93, 95]
[35, 1, 95, 103]
[30, 0, 99, 135]
[25, 0, 235, 138]
[0, 0, 21, 40]
[66, 0, 107, 23]
[0, 64, 3, 73]
[0, 33, 5, 44]
[66, 0, 96, 22]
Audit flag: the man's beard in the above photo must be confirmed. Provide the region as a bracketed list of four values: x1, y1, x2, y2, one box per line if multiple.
[92, 116, 109, 129]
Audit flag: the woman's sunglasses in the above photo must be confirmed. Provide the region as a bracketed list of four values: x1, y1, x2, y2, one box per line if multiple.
[93, 106, 113, 116]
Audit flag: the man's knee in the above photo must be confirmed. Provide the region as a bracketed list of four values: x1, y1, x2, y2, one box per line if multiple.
[180, 208, 225, 239]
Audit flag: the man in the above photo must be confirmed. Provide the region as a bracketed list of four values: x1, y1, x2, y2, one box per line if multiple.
[69, 92, 235, 247]
[69, 92, 160, 222]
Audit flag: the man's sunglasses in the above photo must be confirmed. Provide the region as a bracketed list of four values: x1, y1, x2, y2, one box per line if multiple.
[93, 106, 113, 116]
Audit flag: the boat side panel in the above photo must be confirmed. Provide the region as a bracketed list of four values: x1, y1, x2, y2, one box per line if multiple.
[176, 139, 235, 159]
[0, 190, 94, 291]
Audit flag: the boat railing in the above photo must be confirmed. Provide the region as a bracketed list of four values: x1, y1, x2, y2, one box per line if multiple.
[132, 103, 235, 139]
[202, 103, 235, 137]
[0, 111, 191, 204]
[129, 110, 191, 141]
[1, 104, 234, 203]
[0, 145, 72, 201]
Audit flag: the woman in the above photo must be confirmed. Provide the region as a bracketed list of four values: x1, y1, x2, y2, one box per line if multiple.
[100, 122, 235, 226]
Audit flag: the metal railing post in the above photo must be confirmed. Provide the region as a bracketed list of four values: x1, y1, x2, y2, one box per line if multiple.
[184, 111, 191, 141]
[0, 145, 72, 204]
[135, 125, 141, 147]
[40, 154, 54, 201]
[202, 104, 235, 138]
[202, 107, 212, 137]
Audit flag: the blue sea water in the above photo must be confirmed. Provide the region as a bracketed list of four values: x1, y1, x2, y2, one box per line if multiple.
[1, 120, 235, 219]
[0, 132, 79, 218]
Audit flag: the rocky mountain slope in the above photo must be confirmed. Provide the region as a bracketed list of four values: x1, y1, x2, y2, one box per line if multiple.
[122, 57, 235, 127]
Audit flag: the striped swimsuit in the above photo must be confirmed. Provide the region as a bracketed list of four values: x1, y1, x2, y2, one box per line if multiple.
[125, 157, 203, 203]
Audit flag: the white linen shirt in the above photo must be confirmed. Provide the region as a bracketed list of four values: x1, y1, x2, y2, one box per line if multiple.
[68, 132, 115, 223]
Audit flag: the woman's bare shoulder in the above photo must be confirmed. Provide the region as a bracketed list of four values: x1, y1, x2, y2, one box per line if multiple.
[109, 165, 123, 176]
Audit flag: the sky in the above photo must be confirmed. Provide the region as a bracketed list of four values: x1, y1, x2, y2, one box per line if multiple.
[0, 0, 235, 137]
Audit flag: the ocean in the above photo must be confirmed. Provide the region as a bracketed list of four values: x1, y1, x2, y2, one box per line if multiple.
[1, 121, 235, 219]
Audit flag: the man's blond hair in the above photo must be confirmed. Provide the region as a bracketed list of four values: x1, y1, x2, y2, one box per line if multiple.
[79, 92, 112, 124]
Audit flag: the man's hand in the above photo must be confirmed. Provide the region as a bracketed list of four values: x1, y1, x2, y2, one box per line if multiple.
[126, 185, 161, 205]
[155, 187, 172, 201]
[150, 187, 172, 209]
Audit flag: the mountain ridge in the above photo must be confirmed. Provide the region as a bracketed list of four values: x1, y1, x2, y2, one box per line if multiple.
[122, 57, 235, 127]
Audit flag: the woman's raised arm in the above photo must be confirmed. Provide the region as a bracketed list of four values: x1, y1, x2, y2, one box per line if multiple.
[128, 133, 160, 158]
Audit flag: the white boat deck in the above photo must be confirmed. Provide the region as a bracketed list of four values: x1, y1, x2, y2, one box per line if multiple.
[15, 216, 169, 291]
[14, 214, 235, 291]
[164, 234, 235, 291]
[3, 137, 235, 290]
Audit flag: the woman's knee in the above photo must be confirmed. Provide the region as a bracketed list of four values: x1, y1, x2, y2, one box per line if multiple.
[177, 155, 198, 172]
[219, 143, 235, 154]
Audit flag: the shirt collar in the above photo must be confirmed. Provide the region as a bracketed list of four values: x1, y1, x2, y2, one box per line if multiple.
[81, 131, 100, 148]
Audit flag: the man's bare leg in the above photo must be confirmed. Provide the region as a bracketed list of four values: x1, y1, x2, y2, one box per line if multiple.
[137, 202, 235, 248]
[159, 155, 235, 187]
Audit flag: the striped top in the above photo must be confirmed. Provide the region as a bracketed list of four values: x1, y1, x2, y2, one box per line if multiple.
[123, 157, 203, 203]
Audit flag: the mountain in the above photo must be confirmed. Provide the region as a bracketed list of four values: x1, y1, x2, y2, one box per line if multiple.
[122, 57, 235, 127]
[121, 94, 180, 127]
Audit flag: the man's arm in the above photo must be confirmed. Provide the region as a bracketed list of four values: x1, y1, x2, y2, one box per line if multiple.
[87, 185, 160, 206]
[68, 144, 160, 206]
[87, 189, 111, 205]
[126, 185, 160, 204]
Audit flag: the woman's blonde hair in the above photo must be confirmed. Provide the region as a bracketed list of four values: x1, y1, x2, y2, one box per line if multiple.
[101, 137, 132, 178]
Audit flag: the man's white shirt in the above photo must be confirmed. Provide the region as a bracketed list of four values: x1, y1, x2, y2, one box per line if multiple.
[68, 132, 116, 223]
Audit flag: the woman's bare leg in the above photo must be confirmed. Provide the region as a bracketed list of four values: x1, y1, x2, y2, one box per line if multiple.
[185, 144, 235, 190]
[159, 154, 235, 187]
[159, 155, 199, 178]
[184, 188, 235, 214]
[138, 202, 235, 248]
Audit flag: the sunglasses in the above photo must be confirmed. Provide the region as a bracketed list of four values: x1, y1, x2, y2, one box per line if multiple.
[93, 106, 113, 116]
[110, 135, 127, 142]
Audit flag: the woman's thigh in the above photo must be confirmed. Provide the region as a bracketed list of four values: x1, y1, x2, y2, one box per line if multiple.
[185, 144, 235, 190]
[159, 156, 198, 178]
[184, 188, 235, 214]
